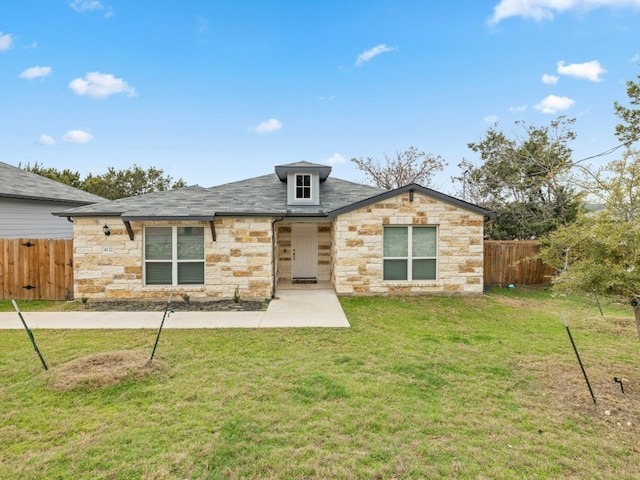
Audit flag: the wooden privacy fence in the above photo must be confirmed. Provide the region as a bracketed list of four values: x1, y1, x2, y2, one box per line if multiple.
[484, 240, 555, 287]
[0, 238, 74, 301]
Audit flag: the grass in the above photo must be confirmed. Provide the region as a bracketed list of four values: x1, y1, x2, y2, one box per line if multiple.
[1, 287, 638, 479]
[0, 299, 81, 312]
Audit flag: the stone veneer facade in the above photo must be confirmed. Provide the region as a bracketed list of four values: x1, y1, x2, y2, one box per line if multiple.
[72, 217, 273, 300]
[331, 191, 485, 295]
[71, 190, 485, 300]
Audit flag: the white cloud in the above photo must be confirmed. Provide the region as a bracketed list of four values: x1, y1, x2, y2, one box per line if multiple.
[489, 0, 640, 25]
[70, 1, 113, 17]
[0, 32, 13, 51]
[355, 44, 394, 66]
[325, 153, 346, 165]
[250, 118, 282, 134]
[70, 0, 101, 11]
[557, 60, 606, 82]
[70, 0, 103, 12]
[39, 134, 56, 146]
[484, 115, 499, 124]
[510, 104, 527, 112]
[534, 94, 575, 114]
[19, 66, 52, 80]
[632, 53, 640, 63]
[542, 73, 558, 84]
[63, 130, 94, 143]
[69, 72, 136, 98]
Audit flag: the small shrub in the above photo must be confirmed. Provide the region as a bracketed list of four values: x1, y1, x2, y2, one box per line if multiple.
[233, 286, 241, 303]
[181, 294, 190, 304]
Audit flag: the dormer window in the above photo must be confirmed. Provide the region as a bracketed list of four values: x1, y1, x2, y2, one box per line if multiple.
[288, 172, 318, 204]
[274, 161, 332, 206]
[295, 174, 312, 200]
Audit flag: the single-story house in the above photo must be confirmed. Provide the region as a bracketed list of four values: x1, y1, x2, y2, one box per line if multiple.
[54, 161, 495, 300]
[0, 161, 105, 239]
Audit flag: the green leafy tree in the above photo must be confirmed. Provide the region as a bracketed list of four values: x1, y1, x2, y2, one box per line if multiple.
[351, 146, 447, 189]
[538, 150, 640, 339]
[538, 71, 640, 340]
[82, 165, 186, 200]
[579, 148, 640, 222]
[614, 71, 640, 145]
[461, 116, 581, 239]
[20, 162, 84, 189]
[21, 163, 186, 200]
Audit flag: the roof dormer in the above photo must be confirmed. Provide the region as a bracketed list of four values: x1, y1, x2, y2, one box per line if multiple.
[275, 161, 331, 206]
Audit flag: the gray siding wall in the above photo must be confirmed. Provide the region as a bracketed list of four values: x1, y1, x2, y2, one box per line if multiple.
[0, 198, 77, 239]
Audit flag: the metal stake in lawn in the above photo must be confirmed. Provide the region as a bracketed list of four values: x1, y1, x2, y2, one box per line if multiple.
[149, 292, 173, 364]
[593, 292, 604, 317]
[561, 312, 596, 404]
[11, 299, 48, 371]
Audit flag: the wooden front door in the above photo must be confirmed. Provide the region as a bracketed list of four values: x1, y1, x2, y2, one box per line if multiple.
[291, 224, 318, 280]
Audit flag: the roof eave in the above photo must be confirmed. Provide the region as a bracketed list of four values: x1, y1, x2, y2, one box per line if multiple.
[328, 184, 497, 217]
[122, 215, 216, 221]
[2, 193, 99, 205]
[52, 210, 126, 217]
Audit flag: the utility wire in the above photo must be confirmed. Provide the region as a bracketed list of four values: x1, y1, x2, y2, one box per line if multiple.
[570, 140, 634, 166]
[462, 139, 636, 185]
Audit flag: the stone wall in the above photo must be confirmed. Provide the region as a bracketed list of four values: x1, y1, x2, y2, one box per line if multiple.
[331, 191, 485, 295]
[72, 217, 273, 300]
[71, 194, 485, 299]
[275, 223, 291, 283]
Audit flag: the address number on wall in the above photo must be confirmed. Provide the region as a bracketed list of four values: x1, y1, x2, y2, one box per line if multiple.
[102, 246, 114, 254]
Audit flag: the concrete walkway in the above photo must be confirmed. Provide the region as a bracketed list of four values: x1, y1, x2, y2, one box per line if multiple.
[0, 289, 350, 329]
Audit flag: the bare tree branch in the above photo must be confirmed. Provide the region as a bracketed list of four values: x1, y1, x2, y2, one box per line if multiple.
[351, 147, 447, 190]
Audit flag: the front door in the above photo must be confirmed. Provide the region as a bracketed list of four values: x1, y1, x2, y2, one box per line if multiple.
[291, 223, 318, 280]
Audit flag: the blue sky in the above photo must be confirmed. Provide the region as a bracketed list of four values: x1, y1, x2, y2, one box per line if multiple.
[2, 0, 640, 194]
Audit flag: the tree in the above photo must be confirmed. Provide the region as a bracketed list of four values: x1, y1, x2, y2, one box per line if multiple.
[351, 147, 447, 190]
[614, 71, 640, 145]
[21, 163, 186, 200]
[20, 162, 84, 189]
[461, 116, 581, 239]
[538, 149, 640, 340]
[82, 165, 186, 200]
[578, 148, 640, 222]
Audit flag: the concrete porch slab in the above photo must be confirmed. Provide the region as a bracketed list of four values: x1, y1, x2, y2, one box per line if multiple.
[262, 288, 349, 328]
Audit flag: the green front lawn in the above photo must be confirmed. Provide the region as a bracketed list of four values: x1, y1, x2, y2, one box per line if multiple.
[0, 299, 80, 312]
[1, 288, 638, 479]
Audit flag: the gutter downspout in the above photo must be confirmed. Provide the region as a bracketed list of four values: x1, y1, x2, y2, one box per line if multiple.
[271, 215, 286, 298]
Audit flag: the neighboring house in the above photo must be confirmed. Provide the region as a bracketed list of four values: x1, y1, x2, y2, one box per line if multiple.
[0, 161, 105, 239]
[54, 161, 495, 300]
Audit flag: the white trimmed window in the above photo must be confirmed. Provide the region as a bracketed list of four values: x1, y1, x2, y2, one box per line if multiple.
[295, 174, 312, 200]
[286, 172, 320, 205]
[144, 226, 204, 285]
[383, 226, 437, 281]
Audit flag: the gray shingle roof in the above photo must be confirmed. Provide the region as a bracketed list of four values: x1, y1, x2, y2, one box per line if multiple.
[0, 161, 105, 204]
[55, 174, 386, 218]
[54, 164, 495, 219]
